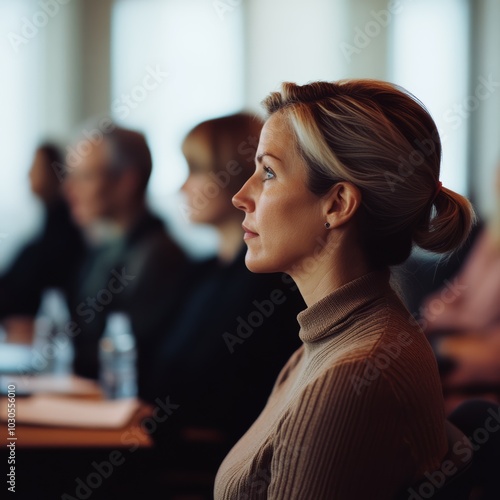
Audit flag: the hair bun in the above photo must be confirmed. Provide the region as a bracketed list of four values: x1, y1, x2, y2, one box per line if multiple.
[413, 186, 476, 253]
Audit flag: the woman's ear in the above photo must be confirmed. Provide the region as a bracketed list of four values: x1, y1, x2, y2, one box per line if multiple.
[323, 182, 362, 229]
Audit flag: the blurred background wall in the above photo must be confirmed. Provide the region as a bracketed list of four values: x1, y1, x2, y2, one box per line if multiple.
[1, 0, 499, 268]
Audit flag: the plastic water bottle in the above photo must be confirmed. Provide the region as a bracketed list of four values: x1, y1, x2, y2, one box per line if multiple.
[99, 312, 137, 399]
[34, 288, 74, 374]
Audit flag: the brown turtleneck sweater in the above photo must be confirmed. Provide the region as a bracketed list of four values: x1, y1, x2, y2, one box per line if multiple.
[214, 269, 447, 499]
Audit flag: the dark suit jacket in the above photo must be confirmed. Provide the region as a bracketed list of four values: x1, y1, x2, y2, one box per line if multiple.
[68, 209, 187, 382]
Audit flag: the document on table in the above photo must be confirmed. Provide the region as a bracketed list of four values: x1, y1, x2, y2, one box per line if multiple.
[0, 374, 102, 397]
[0, 395, 141, 429]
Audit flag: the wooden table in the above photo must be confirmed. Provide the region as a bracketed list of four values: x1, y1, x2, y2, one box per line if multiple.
[5, 404, 153, 448]
[0, 374, 153, 448]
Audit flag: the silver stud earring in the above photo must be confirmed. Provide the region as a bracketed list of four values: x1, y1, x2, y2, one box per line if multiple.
[324, 222, 330, 229]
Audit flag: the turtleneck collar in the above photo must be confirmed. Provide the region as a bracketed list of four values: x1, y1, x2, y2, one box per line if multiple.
[298, 267, 392, 344]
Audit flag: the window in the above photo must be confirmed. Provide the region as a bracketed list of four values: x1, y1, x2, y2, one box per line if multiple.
[389, 0, 470, 195]
[111, 0, 245, 256]
[0, 0, 42, 270]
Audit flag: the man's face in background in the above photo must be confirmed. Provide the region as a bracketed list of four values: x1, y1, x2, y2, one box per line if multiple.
[64, 140, 118, 228]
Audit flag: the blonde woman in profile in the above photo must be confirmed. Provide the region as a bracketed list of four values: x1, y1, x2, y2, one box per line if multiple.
[214, 80, 476, 499]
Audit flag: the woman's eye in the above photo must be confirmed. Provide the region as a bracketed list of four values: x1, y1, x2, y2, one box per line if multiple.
[263, 166, 275, 181]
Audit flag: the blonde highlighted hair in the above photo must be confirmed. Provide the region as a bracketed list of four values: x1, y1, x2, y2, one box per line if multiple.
[263, 79, 476, 268]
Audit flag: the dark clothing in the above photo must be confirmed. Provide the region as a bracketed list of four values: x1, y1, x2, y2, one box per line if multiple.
[68, 210, 187, 382]
[144, 246, 306, 449]
[448, 400, 500, 499]
[0, 199, 84, 319]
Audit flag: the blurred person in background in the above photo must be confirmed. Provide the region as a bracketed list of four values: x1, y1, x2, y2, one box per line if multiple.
[422, 163, 500, 410]
[423, 163, 500, 334]
[64, 125, 187, 387]
[0, 143, 84, 342]
[143, 113, 305, 487]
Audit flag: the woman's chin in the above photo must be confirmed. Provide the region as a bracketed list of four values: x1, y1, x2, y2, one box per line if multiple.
[244, 251, 280, 274]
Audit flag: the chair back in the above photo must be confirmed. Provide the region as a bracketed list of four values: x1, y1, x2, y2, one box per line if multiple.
[398, 420, 474, 500]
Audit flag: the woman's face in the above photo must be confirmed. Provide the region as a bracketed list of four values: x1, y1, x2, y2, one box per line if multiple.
[232, 113, 326, 274]
[181, 132, 237, 225]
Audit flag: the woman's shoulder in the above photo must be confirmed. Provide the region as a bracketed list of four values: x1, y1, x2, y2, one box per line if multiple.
[300, 291, 441, 401]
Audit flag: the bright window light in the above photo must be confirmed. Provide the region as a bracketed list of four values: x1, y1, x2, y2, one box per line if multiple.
[389, 0, 470, 195]
[111, 0, 245, 256]
[0, 0, 42, 270]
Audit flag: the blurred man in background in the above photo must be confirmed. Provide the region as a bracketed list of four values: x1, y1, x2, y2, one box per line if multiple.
[64, 125, 187, 389]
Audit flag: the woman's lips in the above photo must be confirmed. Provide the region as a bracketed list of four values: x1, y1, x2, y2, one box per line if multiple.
[242, 224, 259, 240]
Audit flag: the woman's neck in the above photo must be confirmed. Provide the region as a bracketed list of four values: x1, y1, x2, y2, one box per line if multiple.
[289, 233, 372, 307]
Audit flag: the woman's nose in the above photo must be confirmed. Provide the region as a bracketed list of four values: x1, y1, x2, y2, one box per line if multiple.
[232, 179, 253, 212]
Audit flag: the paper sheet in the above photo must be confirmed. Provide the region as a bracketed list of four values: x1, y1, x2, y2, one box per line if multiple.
[0, 374, 102, 397]
[0, 395, 141, 429]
